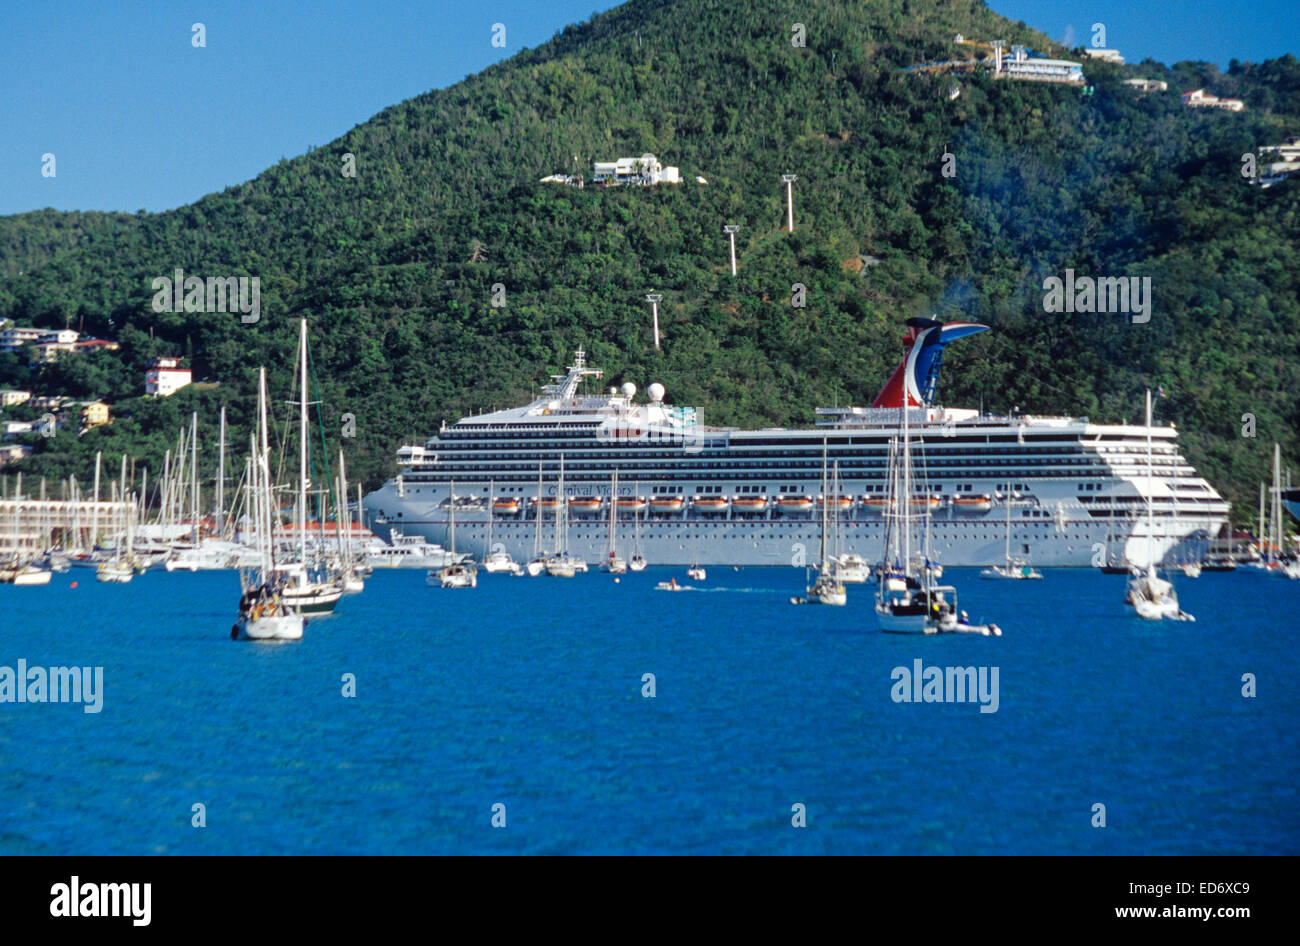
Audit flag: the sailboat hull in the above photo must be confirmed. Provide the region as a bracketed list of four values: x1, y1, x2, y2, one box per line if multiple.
[237, 614, 304, 641]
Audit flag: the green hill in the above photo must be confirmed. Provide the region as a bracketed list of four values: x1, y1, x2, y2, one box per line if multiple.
[1, 0, 1298, 526]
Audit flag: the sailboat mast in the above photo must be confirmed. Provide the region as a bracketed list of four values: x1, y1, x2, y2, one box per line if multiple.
[216, 405, 226, 536]
[190, 411, 199, 544]
[259, 367, 274, 570]
[298, 318, 308, 563]
[1146, 389, 1156, 572]
[486, 478, 494, 560]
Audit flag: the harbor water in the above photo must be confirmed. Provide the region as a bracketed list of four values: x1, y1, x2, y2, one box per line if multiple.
[1, 568, 1295, 854]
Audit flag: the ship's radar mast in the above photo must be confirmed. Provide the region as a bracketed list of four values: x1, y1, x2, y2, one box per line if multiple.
[543, 348, 604, 400]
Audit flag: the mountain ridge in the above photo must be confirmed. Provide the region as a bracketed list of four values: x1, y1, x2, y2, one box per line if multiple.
[1, 0, 1297, 521]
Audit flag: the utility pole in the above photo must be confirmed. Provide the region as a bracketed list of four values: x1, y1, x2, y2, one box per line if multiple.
[645, 293, 663, 350]
[723, 225, 740, 275]
[781, 174, 798, 231]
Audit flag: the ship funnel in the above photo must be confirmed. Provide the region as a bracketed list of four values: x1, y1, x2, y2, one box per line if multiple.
[870, 318, 989, 408]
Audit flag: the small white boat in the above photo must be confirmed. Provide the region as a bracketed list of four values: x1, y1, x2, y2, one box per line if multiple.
[544, 554, 579, 578]
[7, 565, 53, 586]
[656, 579, 689, 591]
[1180, 562, 1202, 578]
[980, 559, 1043, 580]
[829, 553, 870, 583]
[602, 553, 627, 574]
[1125, 565, 1193, 620]
[436, 562, 478, 588]
[95, 559, 134, 583]
[235, 589, 304, 641]
[806, 573, 846, 605]
[483, 550, 519, 574]
[687, 565, 706, 581]
[525, 558, 546, 577]
[628, 555, 647, 572]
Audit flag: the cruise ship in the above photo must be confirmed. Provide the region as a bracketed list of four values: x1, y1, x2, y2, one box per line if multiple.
[363, 319, 1229, 567]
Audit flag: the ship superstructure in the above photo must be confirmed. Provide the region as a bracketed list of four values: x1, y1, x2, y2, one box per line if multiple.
[364, 320, 1228, 566]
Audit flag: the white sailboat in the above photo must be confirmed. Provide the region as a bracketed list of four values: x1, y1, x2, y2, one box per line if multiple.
[1125, 390, 1193, 621]
[235, 368, 304, 641]
[980, 486, 1043, 579]
[875, 402, 1000, 635]
[602, 470, 627, 573]
[628, 481, 648, 571]
[336, 449, 365, 593]
[525, 461, 548, 576]
[807, 446, 846, 605]
[482, 479, 522, 574]
[279, 320, 343, 615]
[435, 478, 478, 587]
[544, 455, 581, 576]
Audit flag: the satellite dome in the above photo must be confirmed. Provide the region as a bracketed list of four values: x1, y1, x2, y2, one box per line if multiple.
[621, 382, 637, 399]
[648, 383, 665, 402]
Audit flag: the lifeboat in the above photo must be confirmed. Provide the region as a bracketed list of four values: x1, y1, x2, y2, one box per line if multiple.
[569, 497, 604, 515]
[818, 494, 854, 511]
[492, 497, 522, 515]
[909, 494, 941, 508]
[775, 495, 815, 514]
[615, 496, 648, 513]
[692, 495, 730, 514]
[529, 496, 563, 510]
[732, 496, 768, 514]
[860, 495, 888, 513]
[649, 496, 686, 514]
[952, 493, 993, 512]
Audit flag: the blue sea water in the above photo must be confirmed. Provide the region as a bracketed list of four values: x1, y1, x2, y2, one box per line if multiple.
[0, 567, 1296, 855]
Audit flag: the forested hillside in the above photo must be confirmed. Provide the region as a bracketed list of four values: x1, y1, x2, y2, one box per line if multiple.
[1, 0, 1297, 522]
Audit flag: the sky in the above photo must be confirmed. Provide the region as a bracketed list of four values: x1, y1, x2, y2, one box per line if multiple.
[1, 1, 1296, 217]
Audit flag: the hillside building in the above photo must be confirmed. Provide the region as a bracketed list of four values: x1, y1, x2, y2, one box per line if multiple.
[145, 357, 192, 397]
[1181, 88, 1244, 111]
[1123, 78, 1168, 92]
[993, 45, 1085, 85]
[592, 154, 681, 186]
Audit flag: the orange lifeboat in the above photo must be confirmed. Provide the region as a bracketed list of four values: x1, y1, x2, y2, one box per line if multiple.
[953, 493, 993, 512]
[615, 496, 648, 513]
[492, 497, 521, 515]
[692, 495, 730, 514]
[569, 497, 604, 515]
[649, 496, 685, 514]
[732, 496, 768, 515]
[775, 494, 815, 514]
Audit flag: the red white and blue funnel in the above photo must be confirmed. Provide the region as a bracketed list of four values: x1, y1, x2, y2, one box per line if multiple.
[870, 318, 989, 408]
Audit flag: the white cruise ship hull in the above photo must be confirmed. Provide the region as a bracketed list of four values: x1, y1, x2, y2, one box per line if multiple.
[361, 504, 1217, 568]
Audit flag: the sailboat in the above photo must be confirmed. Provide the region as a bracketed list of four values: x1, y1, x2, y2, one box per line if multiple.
[435, 478, 478, 587]
[602, 470, 627, 573]
[277, 320, 344, 615]
[544, 456, 580, 576]
[482, 478, 522, 574]
[628, 481, 648, 571]
[825, 462, 869, 582]
[234, 368, 304, 641]
[686, 529, 706, 581]
[980, 486, 1043, 579]
[96, 460, 135, 583]
[1125, 390, 1193, 620]
[807, 446, 846, 605]
[336, 449, 365, 594]
[875, 398, 1000, 635]
[526, 461, 548, 576]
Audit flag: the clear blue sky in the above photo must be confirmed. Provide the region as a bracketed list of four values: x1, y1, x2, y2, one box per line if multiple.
[2, 1, 1295, 217]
